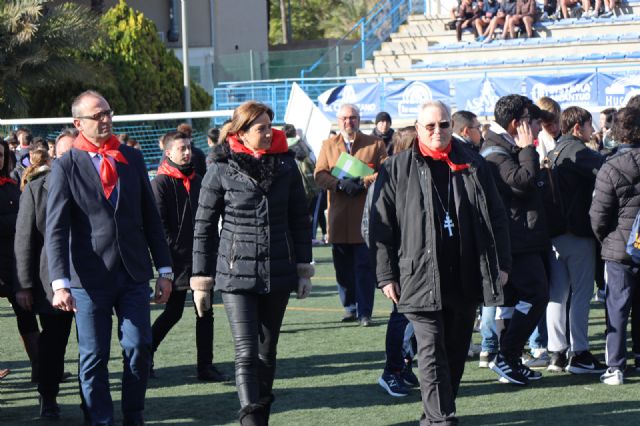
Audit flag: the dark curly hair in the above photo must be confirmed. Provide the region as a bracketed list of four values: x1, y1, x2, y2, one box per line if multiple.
[610, 107, 640, 145]
[494, 94, 529, 130]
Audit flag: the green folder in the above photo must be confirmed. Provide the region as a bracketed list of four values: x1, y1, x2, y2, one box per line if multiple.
[331, 152, 375, 179]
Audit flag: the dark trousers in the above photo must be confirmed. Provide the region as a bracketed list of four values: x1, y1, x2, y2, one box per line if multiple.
[151, 288, 214, 369]
[221, 290, 290, 409]
[405, 298, 477, 426]
[38, 312, 74, 398]
[385, 303, 410, 372]
[632, 282, 640, 355]
[604, 261, 640, 368]
[72, 268, 151, 426]
[332, 243, 376, 319]
[500, 252, 549, 359]
[8, 292, 39, 335]
[310, 192, 327, 236]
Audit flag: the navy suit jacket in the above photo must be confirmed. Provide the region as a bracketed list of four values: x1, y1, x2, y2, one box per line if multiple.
[46, 144, 171, 289]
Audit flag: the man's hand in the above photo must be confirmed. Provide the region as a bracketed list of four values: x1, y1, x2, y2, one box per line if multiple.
[15, 289, 33, 312]
[515, 120, 534, 148]
[296, 277, 312, 299]
[381, 281, 401, 304]
[52, 288, 77, 312]
[154, 277, 172, 304]
[337, 177, 366, 197]
[499, 270, 509, 287]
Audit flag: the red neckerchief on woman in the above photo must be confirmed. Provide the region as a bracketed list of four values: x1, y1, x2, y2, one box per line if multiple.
[0, 177, 17, 186]
[228, 128, 289, 159]
[157, 160, 195, 193]
[73, 133, 128, 199]
[418, 135, 469, 172]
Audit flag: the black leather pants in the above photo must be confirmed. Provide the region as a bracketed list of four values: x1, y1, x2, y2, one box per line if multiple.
[221, 291, 290, 408]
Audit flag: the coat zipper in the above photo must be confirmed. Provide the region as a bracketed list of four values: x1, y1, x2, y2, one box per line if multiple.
[229, 233, 237, 270]
[285, 231, 293, 264]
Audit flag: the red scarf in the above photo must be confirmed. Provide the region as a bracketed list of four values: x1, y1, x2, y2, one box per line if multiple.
[0, 177, 17, 186]
[418, 135, 469, 172]
[157, 160, 195, 193]
[73, 134, 128, 199]
[228, 128, 289, 158]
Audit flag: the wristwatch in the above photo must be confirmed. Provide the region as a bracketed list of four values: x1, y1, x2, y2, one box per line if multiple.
[159, 272, 174, 281]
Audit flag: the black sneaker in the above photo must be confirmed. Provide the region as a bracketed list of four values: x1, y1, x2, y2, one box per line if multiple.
[197, 365, 231, 382]
[378, 371, 410, 397]
[400, 362, 420, 387]
[547, 351, 568, 373]
[519, 363, 542, 381]
[489, 353, 529, 385]
[567, 351, 607, 374]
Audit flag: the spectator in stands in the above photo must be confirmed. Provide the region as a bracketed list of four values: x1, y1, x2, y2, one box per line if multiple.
[546, 106, 606, 375]
[369, 100, 510, 423]
[371, 111, 395, 155]
[150, 130, 228, 383]
[315, 104, 387, 326]
[456, 0, 480, 41]
[560, 0, 589, 19]
[176, 123, 207, 177]
[541, 0, 559, 20]
[482, 94, 550, 385]
[14, 136, 75, 420]
[475, 0, 501, 41]
[483, 0, 517, 42]
[505, 0, 538, 39]
[452, 110, 483, 151]
[536, 97, 562, 159]
[191, 101, 313, 424]
[590, 106, 640, 385]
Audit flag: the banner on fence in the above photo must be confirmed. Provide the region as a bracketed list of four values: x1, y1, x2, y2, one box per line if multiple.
[525, 73, 597, 109]
[598, 72, 640, 108]
[455, 77, 523, 116]
[318, 82, 382, 121]
[383, 80, 450, 118]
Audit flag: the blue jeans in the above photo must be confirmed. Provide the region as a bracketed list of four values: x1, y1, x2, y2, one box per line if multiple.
[528, 315, 548, 350]
[480, 306, 498, 353]
[72, 269, 151, 426]
[384, 303, 410, 372]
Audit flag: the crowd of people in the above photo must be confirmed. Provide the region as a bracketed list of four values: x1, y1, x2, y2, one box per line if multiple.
[450, 0, 620, 42]
[1, 89, 640, 426]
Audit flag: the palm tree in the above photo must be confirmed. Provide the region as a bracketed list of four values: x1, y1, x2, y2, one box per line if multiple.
[0, 0, 100, 117]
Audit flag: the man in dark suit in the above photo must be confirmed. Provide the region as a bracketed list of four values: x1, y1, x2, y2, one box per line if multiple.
[46, 90, 173, 426]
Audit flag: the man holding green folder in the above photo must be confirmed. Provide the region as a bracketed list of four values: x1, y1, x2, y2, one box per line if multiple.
[314, 104, 388, 326]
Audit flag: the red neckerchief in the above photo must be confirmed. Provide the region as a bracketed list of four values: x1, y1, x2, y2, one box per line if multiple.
[228, 128, 289, 159]
[157, 160, 195, 193]
[73, 134, 128, 199]
[418, 135, 469, 172]
[0, 177, 17, 186]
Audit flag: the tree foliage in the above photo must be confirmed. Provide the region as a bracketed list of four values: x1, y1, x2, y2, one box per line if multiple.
[0, 0, 100, 117]
[268, 0, 378, 45]
[27, 0, 212, 118]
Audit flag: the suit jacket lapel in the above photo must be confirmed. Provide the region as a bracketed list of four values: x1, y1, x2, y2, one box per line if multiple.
[75, 149, 114, 209]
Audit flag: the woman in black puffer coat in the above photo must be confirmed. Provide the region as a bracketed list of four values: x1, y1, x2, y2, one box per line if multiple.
[191, 101, 313, 425]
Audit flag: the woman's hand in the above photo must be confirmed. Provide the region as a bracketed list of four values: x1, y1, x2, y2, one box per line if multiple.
[16, 289, 33, 311]
[297, 277, 312, 299]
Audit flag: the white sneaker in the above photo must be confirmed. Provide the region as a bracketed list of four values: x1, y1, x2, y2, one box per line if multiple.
[600, 368, 624, 385]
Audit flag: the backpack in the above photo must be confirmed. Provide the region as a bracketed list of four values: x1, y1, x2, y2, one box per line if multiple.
[296, 157, 321, 203]
[481, 143, 568, 238]
[626, 209, 640, 264]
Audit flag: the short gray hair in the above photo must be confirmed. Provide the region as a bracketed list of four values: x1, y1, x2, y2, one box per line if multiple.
[338, 103, 360, 118]
[419, 101, 451, 121]
[71, 90, 107, 118]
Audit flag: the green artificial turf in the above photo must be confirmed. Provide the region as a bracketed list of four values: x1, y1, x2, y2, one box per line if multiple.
[1, 244, 639, 425]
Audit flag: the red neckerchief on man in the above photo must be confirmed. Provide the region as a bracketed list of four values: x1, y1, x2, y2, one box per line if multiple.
[418, 135, 469, 172]
[227, 128, 289, 159]
[0, 177, 16, 186]
[157, 160, 195, 193]
[73, 133, 128, 199]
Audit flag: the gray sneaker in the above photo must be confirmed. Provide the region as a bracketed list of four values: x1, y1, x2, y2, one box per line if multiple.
[522, 350, 550, 369]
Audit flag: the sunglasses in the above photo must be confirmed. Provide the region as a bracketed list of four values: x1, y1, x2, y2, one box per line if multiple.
[76, 109, 114, 121]
[417, 120, 451, 132]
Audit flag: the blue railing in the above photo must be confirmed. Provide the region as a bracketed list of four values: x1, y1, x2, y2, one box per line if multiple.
[300, 0, 429, 79]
